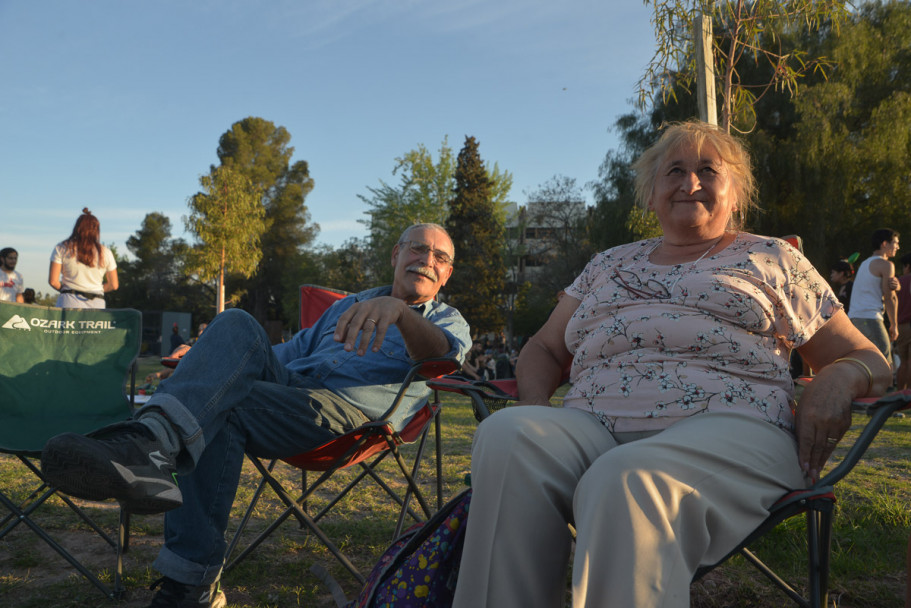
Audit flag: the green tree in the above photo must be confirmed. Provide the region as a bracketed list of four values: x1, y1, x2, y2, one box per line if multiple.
[113, 213, 184, 310]
[360, 139, 456, 283]
[186, 165, 265, 314]
[754, 0, 911, 265]
[605, 0, 911, 273]
[641, 0, 849, 132]
[359, 138, 514, 284]
[445, 136, 505, 335]
[316, 238, 374, 294]
[108, 215, 213, 324]
[215, 117, 317, 325]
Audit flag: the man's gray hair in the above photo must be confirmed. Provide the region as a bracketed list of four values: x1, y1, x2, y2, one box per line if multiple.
[398, 223, 454, 259]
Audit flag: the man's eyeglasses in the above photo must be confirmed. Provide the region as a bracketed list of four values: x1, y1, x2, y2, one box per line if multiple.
[400, 241, 454, 265]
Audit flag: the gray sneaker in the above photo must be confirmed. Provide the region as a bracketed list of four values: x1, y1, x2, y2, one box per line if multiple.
[41, 420, 182, 514]
[148, 576, 227, 608]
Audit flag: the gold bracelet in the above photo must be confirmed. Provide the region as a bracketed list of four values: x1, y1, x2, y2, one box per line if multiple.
[833, 357, 874, 394]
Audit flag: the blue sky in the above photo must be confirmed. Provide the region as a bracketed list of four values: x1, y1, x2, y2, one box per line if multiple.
[1, 1, 656, 292]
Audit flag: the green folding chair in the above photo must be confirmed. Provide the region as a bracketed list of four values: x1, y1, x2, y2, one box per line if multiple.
[0, 301, 141, 599]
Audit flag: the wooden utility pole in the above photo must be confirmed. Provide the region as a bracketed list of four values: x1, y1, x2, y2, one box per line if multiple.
[694, 13, 717, 125]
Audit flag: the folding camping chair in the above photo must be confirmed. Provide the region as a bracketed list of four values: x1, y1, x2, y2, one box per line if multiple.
[0, 301, 141, 599]
[428, 374, 911, 608]
[223, 285, 460, 584]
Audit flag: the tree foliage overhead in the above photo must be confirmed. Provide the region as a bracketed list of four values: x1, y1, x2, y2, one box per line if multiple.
[640, 0, 850, 132]
[185, 165, 265, 313]
[445, 136, 506, 336]
[215, 117, 317, 324]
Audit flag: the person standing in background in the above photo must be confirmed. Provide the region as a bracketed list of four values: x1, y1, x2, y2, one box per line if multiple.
[830, 259, 854, 314]
[0, 248, 24, 303]
[48, 208, 119, 309]
[170, 323, 186, 352]
[894, 253, 911, 389]
[848, 228, 900, 369]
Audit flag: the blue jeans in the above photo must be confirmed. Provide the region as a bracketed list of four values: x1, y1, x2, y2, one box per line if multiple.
[142, 309, 369, 585]
[851, 317, 892, 366]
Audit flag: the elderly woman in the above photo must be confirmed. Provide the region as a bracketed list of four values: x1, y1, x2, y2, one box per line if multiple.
[452, 121, 891, 608]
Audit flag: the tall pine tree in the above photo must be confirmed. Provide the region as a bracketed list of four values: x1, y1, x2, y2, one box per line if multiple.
[445, 136, 505, 335]
[215, 117, 317, 326]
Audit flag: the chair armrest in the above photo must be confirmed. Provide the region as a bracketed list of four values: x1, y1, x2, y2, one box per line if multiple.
[815, 389, 911, 488]
[426, 375, 519, 422]
[378, 357, 461, 421]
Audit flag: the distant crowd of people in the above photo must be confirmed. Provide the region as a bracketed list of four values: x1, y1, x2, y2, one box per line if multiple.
[459, 338, 520, 381]
[1, 208, 119, 309]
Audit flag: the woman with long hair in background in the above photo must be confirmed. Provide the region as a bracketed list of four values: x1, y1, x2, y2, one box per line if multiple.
[48, 207, 118, 308]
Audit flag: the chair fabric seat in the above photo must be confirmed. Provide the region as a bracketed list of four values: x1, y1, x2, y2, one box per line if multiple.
[282, 403, 435, 471]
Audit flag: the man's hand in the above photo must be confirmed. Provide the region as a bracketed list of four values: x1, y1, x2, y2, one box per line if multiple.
[333, 297, 407, 356]
[170, 344, 191, 359]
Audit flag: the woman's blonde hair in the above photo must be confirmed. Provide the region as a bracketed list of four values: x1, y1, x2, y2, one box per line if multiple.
[631, 121, 757, 230]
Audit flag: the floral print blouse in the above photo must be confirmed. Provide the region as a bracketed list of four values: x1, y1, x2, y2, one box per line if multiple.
[562, 232, 840, 435]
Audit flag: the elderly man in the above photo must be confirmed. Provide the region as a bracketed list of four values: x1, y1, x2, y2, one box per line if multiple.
[42, 223, 471, 608]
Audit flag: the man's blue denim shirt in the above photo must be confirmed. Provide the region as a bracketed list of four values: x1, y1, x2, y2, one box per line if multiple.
[272, 286, 472, 431]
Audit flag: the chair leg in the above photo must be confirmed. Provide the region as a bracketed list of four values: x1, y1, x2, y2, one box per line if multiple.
[225, 459, 276, 563]
[806, 504, 833, 608]
[0, 489, 122, 599]
[387, 429, 436, 538]
[233, 456, 365, 584]
[434, 410, 443, 511]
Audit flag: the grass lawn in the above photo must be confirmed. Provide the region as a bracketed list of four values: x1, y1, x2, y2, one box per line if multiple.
[0, 372, 908, 607]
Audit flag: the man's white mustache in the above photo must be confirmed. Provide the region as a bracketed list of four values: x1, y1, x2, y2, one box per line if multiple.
[406, 264, 438, 282]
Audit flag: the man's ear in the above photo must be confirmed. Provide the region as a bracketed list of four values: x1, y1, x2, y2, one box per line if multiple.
[391, 242, 401, 267]
[439, 265, 454, 287]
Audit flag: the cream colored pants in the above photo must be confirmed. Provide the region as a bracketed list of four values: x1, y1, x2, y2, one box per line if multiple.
[452, 407, 807, 608]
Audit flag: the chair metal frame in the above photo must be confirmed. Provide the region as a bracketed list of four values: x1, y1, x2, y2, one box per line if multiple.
[0, 302, 141, 600]
[427, 375, 911, 608]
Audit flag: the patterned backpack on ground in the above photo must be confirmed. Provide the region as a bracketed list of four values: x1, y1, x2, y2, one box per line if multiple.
[346, 488, 471, 608]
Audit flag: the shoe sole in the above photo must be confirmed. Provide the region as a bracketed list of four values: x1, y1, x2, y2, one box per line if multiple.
[41, 433, 182, 514]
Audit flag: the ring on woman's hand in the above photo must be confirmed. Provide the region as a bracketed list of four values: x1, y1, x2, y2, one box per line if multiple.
[366, 318, 378, 325]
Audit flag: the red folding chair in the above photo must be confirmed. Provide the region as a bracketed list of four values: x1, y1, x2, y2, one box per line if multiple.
[428, 374, 911, 608]
[224, 286, 459, 584]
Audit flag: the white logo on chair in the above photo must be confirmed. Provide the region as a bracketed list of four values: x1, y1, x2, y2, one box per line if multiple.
[1, 315, 31, 331]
